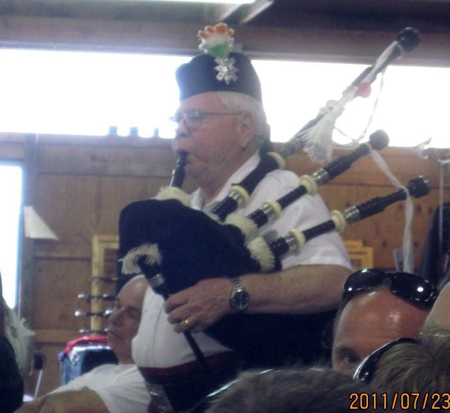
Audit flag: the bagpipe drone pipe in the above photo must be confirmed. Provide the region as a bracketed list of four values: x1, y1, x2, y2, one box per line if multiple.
[118, 142, 430, 366]
[204, 27, 420, 222]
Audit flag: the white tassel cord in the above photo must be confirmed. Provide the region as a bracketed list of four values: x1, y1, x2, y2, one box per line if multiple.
[370, 151, 414, 273]
[302, 67, 387, 163]
[302, 98, 350, 163]
[332, 70, 387, 151]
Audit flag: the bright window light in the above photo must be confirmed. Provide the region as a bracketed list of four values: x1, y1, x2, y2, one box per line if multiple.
[0, 49, 189, 137]
[105, 0, 254, 2]
[0, 164, 23, 308]
[142, 0, 255, 2]
[253, 60, 450, 149]
[0, 48, 448, 148]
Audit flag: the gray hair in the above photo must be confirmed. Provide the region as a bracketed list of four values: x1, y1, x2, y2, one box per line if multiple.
[216, 92, 271, 147]
[371, 324, 450, 394]
[205, 367, 382, 413]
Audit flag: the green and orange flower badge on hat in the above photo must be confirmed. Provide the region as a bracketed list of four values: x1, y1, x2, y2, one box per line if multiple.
[198, 23, 238, 84]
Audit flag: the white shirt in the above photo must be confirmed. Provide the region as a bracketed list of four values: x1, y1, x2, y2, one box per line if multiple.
[133, 152, 351, 368]
[191, 152, 351, 270]
[51, 364, 149, 413]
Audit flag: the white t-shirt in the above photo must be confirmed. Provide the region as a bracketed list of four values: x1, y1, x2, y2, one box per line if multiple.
[51, 364, 149, 413]
[133, 152, 352, 368]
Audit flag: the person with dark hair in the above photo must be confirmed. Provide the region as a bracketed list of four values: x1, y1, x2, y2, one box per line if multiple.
[130, 22, 352, 413]
[202, 367, 383, 413]
[332, 269, 435, 372]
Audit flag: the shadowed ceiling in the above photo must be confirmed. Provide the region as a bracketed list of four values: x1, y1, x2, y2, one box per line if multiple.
[0, 0, 449, 63]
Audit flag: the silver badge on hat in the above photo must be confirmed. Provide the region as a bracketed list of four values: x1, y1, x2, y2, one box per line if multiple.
[214, 57, 238, 84]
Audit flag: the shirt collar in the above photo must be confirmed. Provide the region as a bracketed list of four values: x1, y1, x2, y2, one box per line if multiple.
[191, 152, 261, 211]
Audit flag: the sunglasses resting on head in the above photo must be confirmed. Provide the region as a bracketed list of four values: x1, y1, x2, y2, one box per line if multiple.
[342, 268, 437, 309]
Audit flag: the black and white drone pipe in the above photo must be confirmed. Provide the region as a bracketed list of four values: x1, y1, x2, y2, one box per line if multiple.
[248, 175, 430, 273]
[211, 28, 420, 220]
[225, 130, 389, 242]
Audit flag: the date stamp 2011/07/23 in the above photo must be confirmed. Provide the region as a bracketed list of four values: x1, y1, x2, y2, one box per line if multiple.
[349, 392, 450, 410]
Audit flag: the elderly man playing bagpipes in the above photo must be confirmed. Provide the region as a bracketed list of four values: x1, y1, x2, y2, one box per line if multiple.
[166, 25, 352, 339]
[118, 23, 358, 413]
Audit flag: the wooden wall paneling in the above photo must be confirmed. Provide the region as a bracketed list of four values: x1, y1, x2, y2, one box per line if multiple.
[28, 138, 179, 394]
[19, 135, 38, 321]
[0, 141, 25, 161]
[286, 148, 440, 187]
[319, 184, 438, 269]
[32, 258, 90, 331]
[34, 174, 171, 242]
[37, 143, 177, 177]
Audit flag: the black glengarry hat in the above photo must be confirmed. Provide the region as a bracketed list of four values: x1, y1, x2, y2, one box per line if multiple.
[176, 23, 262, 103]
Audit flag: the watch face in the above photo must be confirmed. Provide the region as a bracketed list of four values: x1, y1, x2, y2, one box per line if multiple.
[231, 290, 250, 311]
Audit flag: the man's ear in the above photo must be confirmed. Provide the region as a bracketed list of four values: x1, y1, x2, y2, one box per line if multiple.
[237, 112, 256, 149]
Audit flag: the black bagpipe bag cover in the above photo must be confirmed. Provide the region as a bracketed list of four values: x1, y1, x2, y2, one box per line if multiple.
[119, 199, 335, 366]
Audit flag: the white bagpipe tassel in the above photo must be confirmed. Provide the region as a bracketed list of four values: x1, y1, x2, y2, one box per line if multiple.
[370, 150, 414, 273]
[302, 99, 348, 163]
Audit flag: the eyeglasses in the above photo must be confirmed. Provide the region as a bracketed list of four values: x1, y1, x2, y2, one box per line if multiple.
[342, 268, 437, 309]
[170, 109, 241, 130]
[353, 337, 418, 383]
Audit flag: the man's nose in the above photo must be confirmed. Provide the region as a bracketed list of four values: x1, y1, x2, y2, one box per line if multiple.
[175, 118, 191, 138]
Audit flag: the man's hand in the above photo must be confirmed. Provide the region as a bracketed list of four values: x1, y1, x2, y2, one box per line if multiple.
[164, 264, 351, 333]
[165, 278, 231, 333]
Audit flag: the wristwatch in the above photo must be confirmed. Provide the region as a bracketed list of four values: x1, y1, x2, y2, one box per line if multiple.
[229, 277, 250, 313]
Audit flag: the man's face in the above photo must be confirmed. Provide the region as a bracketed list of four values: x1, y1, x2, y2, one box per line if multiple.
[332, 287, 429, 372]
[107, 277, 147, 363]
[172, 92, 248, 189]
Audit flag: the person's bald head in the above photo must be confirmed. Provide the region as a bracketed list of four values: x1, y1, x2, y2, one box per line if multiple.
[107, 275, 148, 364]
[332, 286, 429, 372]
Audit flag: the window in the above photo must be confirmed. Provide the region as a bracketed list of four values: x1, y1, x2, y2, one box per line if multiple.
[0, 164, 23, 308]
[0, 48, 448, 149]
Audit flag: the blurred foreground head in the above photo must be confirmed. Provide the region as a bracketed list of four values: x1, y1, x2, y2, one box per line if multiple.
[356, 324, 450, 395]
[204, 367, 379, 413]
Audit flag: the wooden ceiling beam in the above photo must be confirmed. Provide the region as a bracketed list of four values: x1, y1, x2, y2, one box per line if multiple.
[0, 17, 450, 66]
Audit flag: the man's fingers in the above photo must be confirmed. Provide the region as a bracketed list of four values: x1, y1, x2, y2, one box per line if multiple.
[164, 293, 188, 314]
[174, 315, 198, 333]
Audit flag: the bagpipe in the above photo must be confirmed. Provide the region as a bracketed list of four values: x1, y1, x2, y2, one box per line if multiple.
[119, 140, 430, 366]
[118, 27, 426, 366]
